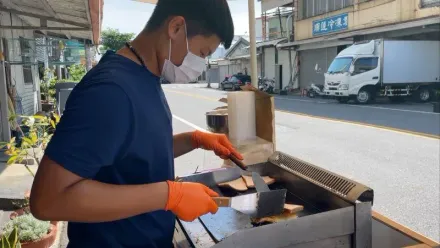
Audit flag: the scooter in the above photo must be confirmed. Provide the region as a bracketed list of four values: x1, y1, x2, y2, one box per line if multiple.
[306, 83, 325, 98]
[258, 77, 275, 93]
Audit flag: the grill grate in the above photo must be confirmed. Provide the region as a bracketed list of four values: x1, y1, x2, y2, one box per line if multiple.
[269, 151, 374, 204]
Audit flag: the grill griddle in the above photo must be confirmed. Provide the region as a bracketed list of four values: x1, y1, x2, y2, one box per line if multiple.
[177, 151, 375, 248]
[199, 183, 321, 243]
[199, 208, 253, 242]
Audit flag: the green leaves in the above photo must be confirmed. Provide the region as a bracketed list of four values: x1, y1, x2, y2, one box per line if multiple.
[67, 64, 86, 82]
[100, 28, 135, 52]
[2, 214, 50, 243]
[2, 111, 60, 171]
[6, 155, 18, 165]
[0, 226, 21, 248]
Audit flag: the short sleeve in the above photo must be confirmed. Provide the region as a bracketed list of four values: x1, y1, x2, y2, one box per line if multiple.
[44, 82, 132, 179]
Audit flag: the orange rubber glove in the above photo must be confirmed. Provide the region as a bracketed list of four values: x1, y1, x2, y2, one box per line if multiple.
[191, 130, 244, 160]
[165, 181, 219, 222]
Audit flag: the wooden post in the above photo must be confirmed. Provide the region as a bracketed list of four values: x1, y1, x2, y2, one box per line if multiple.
[248, 0, 258, 88]
[0, 39, 11, 142]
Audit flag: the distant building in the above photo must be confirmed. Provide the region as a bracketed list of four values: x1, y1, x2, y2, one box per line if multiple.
[0, 0, 103, 142]
[278, 0, 440, 90]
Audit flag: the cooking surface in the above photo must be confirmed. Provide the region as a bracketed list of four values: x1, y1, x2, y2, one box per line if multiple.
[199, 208, 253, 243]
[200, 182, 322, 243]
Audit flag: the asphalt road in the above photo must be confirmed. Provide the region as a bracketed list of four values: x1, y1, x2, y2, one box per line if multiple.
[165, 83, 440, 242]
[170, 83, 440, 137]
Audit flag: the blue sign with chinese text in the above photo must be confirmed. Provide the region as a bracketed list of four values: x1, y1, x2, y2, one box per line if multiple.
[312, 13, 348, 36]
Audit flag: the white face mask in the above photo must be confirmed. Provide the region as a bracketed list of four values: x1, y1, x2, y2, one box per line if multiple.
[161, 25, 206, 84]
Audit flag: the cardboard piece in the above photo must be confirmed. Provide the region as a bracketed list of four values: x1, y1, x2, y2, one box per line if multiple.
[218, 85, 275, 145]
[212, 85, 275, 167]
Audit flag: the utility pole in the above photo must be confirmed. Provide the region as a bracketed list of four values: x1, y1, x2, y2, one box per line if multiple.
[207, 57, 211, 88]
[248, 0, 258, 88]
[278, 7, 284, 38]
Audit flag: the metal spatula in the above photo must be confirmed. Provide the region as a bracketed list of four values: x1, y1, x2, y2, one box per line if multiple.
[229, 154, 271, 191]
[212, 190, 285, 218]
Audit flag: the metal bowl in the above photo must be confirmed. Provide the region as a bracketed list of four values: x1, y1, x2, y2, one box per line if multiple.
[206, 110, 228, 134]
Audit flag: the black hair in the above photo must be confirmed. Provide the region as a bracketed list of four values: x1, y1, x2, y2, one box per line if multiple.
[144, 0, 234, 49]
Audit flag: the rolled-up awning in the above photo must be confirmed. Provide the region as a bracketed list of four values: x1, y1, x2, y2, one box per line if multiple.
[0, 0, 103, 45]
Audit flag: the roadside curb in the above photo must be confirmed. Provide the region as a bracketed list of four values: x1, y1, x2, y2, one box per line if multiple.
[50, 221, 66, 248]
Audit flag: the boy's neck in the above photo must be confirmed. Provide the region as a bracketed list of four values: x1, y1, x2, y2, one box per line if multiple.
[117, 31, 164, 77]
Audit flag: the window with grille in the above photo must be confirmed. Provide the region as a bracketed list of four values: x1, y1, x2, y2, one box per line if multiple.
[421, 0, 440, 7]
[301, 0, 354, 19]
[269, 27, 279, 39]
[19, 37, 33, 85]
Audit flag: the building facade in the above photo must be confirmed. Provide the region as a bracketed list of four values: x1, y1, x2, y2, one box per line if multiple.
[278, 0, 440, 90]
[256, 2, 296, 90]
[0, 0, 103, 142]
[207, 37, 263, 84]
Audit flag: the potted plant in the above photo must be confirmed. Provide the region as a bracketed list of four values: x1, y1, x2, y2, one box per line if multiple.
[1, 214, 57, 248]
[3, 112, 60, 170]
[40, 69, 57, 112]
[1, 112, 60, 225]
[0, 226, 20, 248]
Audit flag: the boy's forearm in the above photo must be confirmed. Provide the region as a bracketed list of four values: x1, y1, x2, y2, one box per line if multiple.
[31, 179, 169, 222]
[173, 132, 196, 158]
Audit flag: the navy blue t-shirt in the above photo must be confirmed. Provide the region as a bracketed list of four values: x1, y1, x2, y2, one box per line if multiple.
[44, 51, 175, 248]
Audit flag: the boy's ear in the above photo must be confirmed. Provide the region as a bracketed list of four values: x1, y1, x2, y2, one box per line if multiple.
[168, 16, 185, 40]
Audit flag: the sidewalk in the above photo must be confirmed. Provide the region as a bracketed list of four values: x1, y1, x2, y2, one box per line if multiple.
[0, 152, 68, 247]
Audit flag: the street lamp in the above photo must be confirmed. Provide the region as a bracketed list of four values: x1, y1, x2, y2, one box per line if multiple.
[132, 0, 258, 88]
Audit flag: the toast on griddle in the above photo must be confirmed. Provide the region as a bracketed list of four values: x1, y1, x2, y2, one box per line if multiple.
[241, 175, 275, 188]
[218, 177, 248, 191]
[251, 204, 304, 224]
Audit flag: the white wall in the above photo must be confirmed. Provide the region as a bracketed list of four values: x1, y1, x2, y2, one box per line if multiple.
[263, 47, 276, 79]
[278, 49, 297, 89]
[261, 0, 293, 12]
[0, 11, 39, 116]
[229, 42, 250, 58]
[256, 18, 270, 41]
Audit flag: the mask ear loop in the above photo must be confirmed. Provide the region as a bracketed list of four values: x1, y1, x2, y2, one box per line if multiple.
[184, 24, 189, 53]
[168, 39, 172, 61]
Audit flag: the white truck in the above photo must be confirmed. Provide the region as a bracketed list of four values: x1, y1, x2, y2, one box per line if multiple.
[323, 39, 440, 104]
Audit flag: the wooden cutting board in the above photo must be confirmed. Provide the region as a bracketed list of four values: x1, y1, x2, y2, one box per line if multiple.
[241, 175, 275, 188]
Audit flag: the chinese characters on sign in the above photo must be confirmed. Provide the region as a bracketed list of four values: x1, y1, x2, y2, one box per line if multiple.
[312, 13, 348, 36]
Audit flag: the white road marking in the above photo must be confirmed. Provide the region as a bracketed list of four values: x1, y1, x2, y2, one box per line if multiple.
[165, 89, 440, 139]
[347, 104, 438, 115]
[274, 97, 318, 103]
[172, 114, 210, 132]
[274, 96, 437, 115]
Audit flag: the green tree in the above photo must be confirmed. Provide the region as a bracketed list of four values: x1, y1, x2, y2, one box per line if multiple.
[100, 28, 135, 52]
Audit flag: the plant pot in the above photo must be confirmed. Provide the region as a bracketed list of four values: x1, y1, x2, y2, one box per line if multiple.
[20, 223, 57, 248]
[10, 208, 58, 226]
[41, 103, 54, 112]
[206, 110, 228, 134]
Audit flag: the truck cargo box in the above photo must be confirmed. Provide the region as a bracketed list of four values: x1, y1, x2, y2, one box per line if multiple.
[382, 40, 440, 85]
